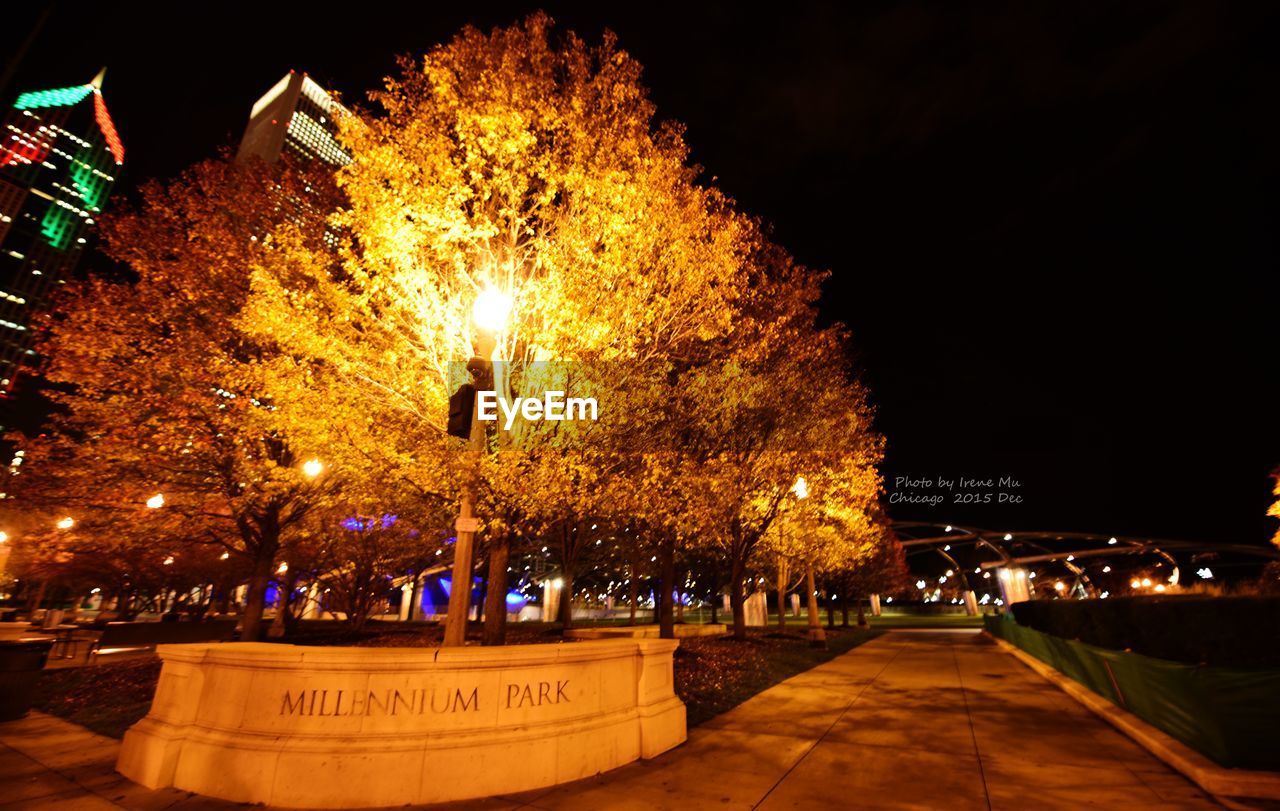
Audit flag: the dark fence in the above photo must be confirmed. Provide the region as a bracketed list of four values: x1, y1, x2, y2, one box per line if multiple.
[1009, 596, 1280, 667]
[986, 612, 1280, 770]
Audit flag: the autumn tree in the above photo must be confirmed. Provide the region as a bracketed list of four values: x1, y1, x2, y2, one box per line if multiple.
[4, 157, 344, 640]
[831, 521, 909, 627]
[241, 14, 755, 644]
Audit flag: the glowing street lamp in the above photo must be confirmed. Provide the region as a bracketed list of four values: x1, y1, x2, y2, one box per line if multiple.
[302, 459, 324, 478]
[443, 286, 513, 648]
[146, 493, 165, 509]
[472, 286, 513, 334]
[56, 517, 75, 530]
[791, 476, 809, 499]
[789, 475, 825, 649]
[0, 531, 7, 544]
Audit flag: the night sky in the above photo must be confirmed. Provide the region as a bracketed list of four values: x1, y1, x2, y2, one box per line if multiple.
[3, 2, 1277, 546]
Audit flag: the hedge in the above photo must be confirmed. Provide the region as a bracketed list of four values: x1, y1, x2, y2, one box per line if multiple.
[987, 613, 1280, 770]
[1008, 595, 1280, 667]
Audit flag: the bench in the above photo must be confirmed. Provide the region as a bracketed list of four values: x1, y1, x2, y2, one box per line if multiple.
[86, 619, 238, 662]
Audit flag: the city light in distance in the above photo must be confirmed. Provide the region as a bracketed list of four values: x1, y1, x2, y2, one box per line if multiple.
[56, 517, 75, 530]
[220, 551, 230, 560]
[302, 459, 324, 478]
[146, 493, 165, 509]
[791, 476, 810, 499]
[1196, 567, 1214, 580]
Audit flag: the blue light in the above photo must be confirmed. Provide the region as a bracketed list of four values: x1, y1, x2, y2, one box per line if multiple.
[505, 592, 529, 611]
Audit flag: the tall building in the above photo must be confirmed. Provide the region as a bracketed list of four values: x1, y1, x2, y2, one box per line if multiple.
[0, 68, 124, 395]
[236, 71, 350, 167]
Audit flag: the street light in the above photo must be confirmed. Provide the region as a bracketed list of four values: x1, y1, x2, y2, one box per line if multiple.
[302, 459, 324, 478]
[472, 286, 513, 334]
[56, 517, 75, 530]
[146, 493, 165, 509]
[791, 476, 809, 499]
[790, 475, 825, 649]
[443, 286, 511, 648]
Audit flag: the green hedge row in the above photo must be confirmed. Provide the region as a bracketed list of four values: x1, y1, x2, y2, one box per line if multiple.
[1009, 596, 1280, 667]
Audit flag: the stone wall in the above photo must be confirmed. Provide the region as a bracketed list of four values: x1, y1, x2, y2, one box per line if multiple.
[116, 639, 685, 808]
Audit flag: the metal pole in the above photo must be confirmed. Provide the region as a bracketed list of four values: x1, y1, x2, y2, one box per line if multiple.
[442, 330, 494, 647]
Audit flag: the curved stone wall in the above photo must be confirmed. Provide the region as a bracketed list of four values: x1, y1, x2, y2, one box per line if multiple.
[116, 639, 685, 808]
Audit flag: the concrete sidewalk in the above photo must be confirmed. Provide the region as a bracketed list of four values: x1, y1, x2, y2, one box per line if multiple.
[0, 631, 1221, 810]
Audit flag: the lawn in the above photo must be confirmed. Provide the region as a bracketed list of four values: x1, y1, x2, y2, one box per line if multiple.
[32, 623, 880, 738]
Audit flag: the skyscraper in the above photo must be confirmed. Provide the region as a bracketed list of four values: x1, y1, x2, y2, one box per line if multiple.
[237, 71, 350, 167]
[0, 69, 124, 395]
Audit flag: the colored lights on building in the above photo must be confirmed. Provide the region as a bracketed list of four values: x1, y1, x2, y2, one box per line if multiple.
[0, 70, 124, 393]
[12, 84, 95, 111]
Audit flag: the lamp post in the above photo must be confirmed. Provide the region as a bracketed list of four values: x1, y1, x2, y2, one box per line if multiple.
[443, 286, 510, 647]
[792, 476, 826, 649]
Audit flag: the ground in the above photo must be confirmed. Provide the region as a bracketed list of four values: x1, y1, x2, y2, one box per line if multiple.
[1, 630, 1227, 810]
[32, 623, 880, 738]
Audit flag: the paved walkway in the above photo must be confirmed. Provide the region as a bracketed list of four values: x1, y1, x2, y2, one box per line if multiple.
[0, 631, 1221, 810]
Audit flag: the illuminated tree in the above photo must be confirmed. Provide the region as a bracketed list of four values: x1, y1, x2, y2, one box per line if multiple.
[242, 14, 755, 643]
[5, 157, 342, 640]
[831, 522, 909, 627]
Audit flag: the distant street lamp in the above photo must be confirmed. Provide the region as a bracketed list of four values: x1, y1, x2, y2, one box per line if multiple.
[56, 516, 75, 530]
[443, 285, 511, 648]
[302, 459, 324, 478]
[146, 493, 165, 509]
[791, 475, 826, 650]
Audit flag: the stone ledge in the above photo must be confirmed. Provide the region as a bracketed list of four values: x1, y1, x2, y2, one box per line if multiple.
[118, 638, 687, 808]
[989, 634, 1280, 804]
[564, 623, 727, 640]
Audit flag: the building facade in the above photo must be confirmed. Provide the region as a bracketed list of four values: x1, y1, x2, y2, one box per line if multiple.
[237, 71, 350, 167]
[0, 69, 124, 395]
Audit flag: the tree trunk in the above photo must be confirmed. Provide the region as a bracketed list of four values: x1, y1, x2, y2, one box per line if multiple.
[708, 568, 720, 625]
[557, 567, 575, 630]
[841, 594, 850, 627]
[240, 543, 278, 642]
[407, 572, 422, 622]
[776, 564, 788, 628]
[805, 563, 826, 649]
[269, 568, 300, 638]
[482, 534, 511, 645]
[657, 535, 676, 640]
[856, 597, 868, 628]
[729, 555, 747, 641]
[826, 582, 836, 629]
[627, 555, 639, 625]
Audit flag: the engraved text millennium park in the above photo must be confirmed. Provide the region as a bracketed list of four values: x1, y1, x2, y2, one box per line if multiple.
[279, 680, 571, 717]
